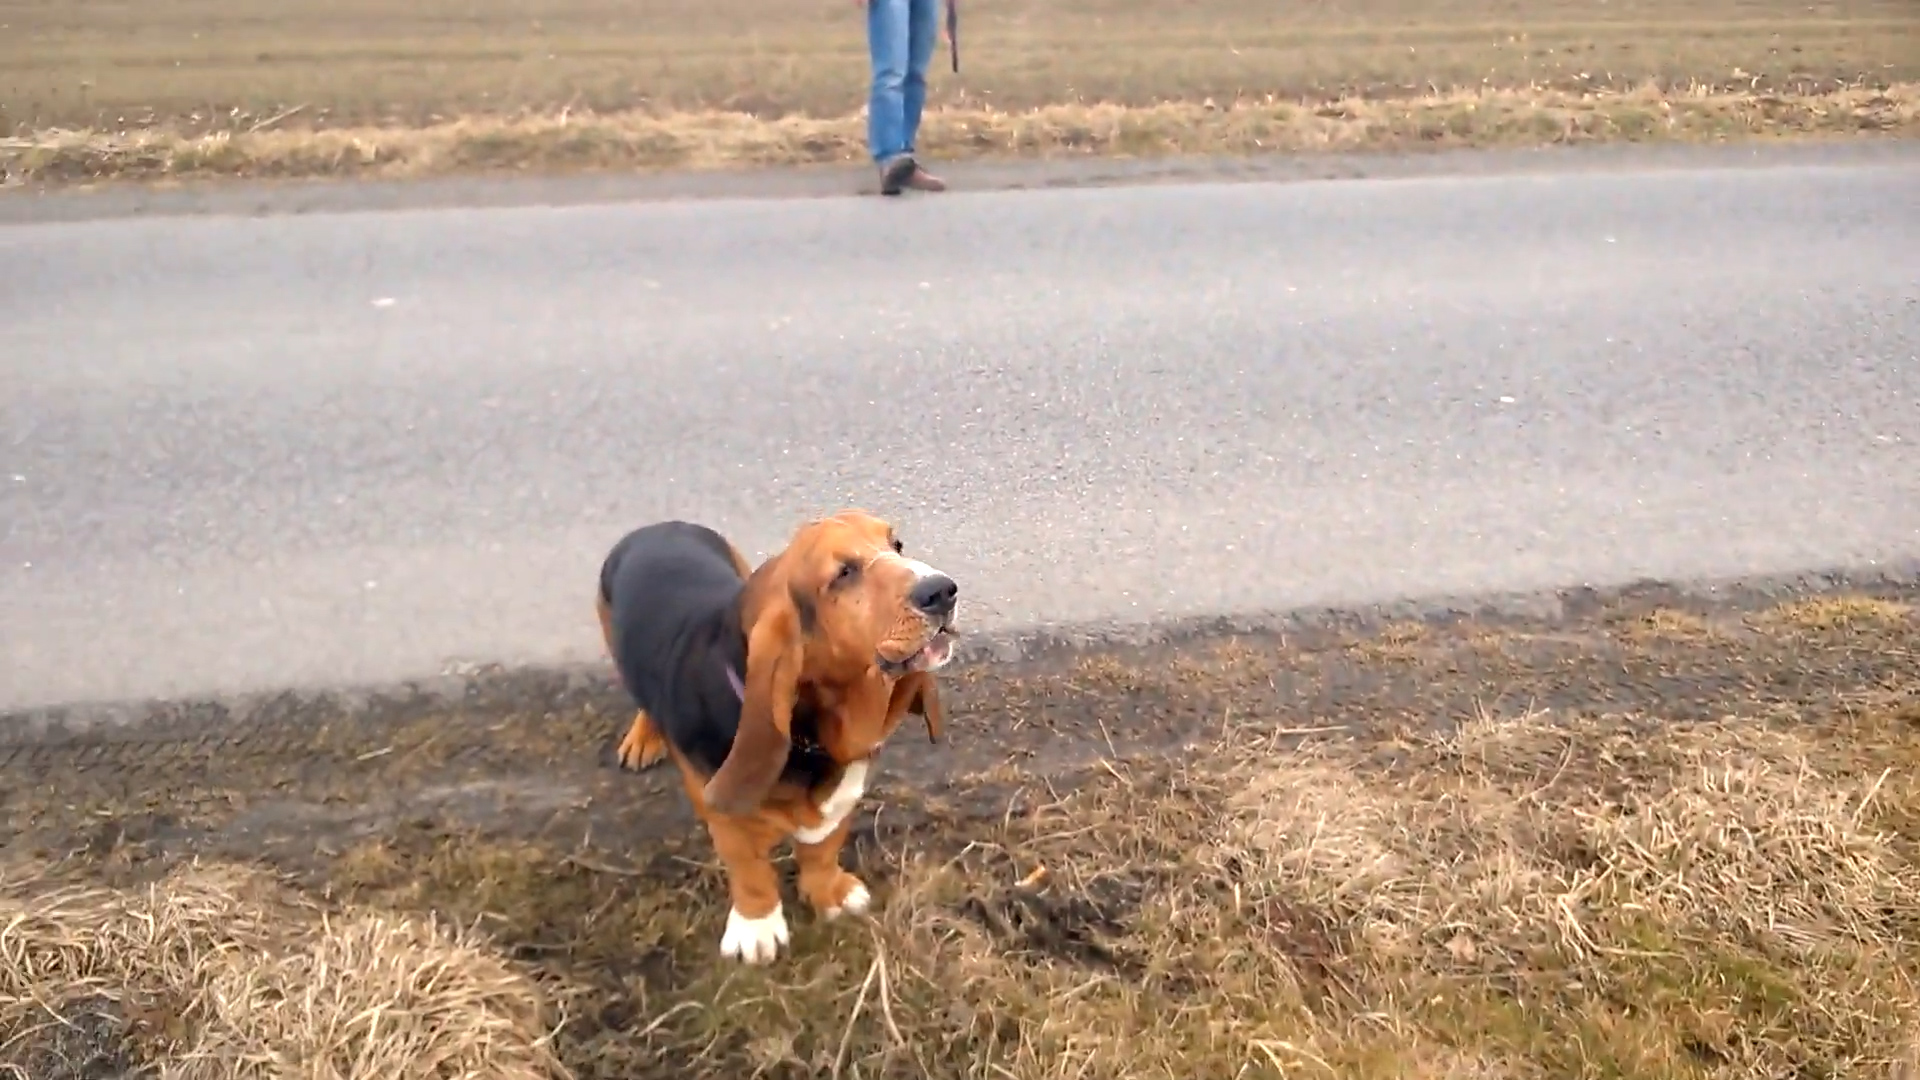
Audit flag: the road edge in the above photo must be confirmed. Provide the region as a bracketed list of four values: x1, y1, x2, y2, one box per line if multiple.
[4, 139, 1917, 225]
[6, 559, 1916, 745]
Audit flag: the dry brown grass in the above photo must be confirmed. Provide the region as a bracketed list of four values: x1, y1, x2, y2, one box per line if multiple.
[3, 0, 1918, 184]
[10, 0, 1917, 130]
[1761, 594, 1914, 633]
[1616, 606, 1723, 642]
[0, 862, 567, 1080]
[7, 81, 1915, 186]
[849, 711, 1920, 1079]
[306, 698, 1920, 1079]
[6, 606, 1918, 1078]
[5, 710, 1917, 1076]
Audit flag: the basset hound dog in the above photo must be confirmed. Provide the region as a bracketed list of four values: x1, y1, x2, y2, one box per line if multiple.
[595, 510, 958, 964]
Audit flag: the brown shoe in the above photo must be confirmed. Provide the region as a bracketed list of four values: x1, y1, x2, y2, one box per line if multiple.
[905, 164, 947, 192]
[878, 155, 916, 196]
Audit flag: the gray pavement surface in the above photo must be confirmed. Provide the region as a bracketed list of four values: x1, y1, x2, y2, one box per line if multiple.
[3, 145, 1919, 712]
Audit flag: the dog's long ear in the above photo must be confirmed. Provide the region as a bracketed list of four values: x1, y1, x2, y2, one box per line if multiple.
[702, 570, 809, 815]
[890, 671, 947, 744]
[916, 676, 947, 743]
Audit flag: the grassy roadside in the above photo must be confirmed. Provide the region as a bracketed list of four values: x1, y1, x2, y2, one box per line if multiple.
[10, 703, 1919, 1079]
[3, 593, 1917, 1079]
[335, 702, 1920, 1079]
[8, 83, 1916, 186]
[3, 0, 1918, 186]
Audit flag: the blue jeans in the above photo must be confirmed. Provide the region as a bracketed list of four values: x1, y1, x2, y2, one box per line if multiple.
[867, 0, 939, 164]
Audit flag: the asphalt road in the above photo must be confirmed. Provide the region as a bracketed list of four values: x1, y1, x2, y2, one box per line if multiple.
[4, 146, 1919, 712]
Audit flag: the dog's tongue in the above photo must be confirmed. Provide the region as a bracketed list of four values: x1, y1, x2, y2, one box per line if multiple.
[919, 633, 953, 665]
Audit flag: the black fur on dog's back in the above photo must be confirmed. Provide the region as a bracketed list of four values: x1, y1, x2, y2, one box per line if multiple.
[598, 521, 833, 786]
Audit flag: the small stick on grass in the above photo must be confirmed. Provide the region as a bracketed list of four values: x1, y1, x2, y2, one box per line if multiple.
[245, 104, 307, 134]
[831, 953, 883, 1080]
[873, 936, 905, 1047]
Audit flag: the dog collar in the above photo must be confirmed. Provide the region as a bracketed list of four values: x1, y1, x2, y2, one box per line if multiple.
[724, 662, 828, 758]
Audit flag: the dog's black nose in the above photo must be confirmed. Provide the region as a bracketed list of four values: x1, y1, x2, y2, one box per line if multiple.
[910, 573, 958, 616]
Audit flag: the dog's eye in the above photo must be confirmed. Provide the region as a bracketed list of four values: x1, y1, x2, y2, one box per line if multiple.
[835, 561, 860, 582]
[890, 538, 904, 554]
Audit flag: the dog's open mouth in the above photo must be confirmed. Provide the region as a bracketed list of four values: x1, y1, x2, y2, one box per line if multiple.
[878, 624, 960, 677]
[913, 627, 957, 671]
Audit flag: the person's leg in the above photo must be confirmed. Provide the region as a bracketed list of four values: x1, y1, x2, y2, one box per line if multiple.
[868, 0, 915, 192]
[902, 0, 937, 157]
[899, 0, 947, 191]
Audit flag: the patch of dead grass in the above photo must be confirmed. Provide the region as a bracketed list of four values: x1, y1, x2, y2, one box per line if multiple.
[294, 695, 1920, 1079]
[1617, 607, 1723, 642]
[7, 662, 1917, 1078]
[0, 861, 566, 1080]
[5, 81, 1916, 187]
[9, 0, 1916, 132]
[1763, 593, 1914, 633]
[848, 709, 1914, 1079]
[1342, 619, 1435, 662]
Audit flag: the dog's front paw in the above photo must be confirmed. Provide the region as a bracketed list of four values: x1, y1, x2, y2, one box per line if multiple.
[826, 877, 872, 920]
[803, 870, 872, 920]
[720, 903, 790, 965]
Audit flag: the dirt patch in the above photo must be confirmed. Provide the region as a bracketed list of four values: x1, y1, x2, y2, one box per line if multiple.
[4, 0, 1917, 186]
[3, 588, 1919, 1078]
[1, 993, 138, 1080]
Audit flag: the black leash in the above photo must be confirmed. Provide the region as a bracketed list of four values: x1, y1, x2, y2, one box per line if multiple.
[947, 0, 959, 73]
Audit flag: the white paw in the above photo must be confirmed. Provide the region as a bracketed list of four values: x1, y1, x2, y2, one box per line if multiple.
[826, 879, 872, 920]
[719, 904, 790, 965]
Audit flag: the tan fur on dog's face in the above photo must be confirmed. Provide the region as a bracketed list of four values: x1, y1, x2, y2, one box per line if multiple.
[702, 509, 958, 815]
[777, 510, 954, 674]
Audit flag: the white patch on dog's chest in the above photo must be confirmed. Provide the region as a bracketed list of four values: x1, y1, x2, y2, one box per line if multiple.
[792, 760, 869, 845]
